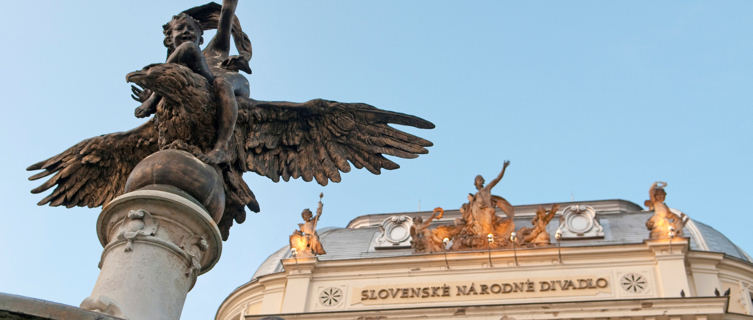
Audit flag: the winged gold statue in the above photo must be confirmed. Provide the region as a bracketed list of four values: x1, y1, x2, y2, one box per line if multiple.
[27, 1, 433, 240]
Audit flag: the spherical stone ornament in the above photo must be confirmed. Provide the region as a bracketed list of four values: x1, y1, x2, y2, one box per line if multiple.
[124, 149, 225, 223]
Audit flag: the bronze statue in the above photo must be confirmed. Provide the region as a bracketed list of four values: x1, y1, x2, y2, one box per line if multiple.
[518, 204, 559, 247]
[644, 182, 687, 240]
[131, 1, 252, 165]
[289, 193, 326, 256]
[27, 1, 434, 240]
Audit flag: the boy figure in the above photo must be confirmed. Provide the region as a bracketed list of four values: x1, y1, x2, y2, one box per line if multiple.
[409, 207, 444, 252]
[132, 0, 249, 164]
[645, 181, 688, 239]
[290, 193, 326, 256]
[519, 204, 559, 247]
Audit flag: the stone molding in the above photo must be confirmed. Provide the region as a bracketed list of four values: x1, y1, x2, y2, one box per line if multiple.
[244, 297, 730, 320]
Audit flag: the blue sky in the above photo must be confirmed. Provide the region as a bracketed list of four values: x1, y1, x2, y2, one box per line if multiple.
[1, 1, 751, 319]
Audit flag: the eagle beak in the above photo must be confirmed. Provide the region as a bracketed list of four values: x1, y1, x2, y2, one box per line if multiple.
[126, 70, 148, 84]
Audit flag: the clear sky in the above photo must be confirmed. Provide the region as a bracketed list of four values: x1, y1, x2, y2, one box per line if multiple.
[1, 1, 752, 319]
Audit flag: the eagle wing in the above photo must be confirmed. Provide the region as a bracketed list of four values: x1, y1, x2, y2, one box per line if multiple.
[236, 97, 434, 185]
[28, 120, 158, 208]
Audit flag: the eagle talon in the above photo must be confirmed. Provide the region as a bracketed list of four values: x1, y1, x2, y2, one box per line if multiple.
[134, 104, 154, 118]
[134, 95, 157, 118]
[200, 149, 228, 165]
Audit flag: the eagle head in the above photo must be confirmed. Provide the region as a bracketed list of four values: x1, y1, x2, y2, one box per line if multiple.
[126, 63, 211, 103]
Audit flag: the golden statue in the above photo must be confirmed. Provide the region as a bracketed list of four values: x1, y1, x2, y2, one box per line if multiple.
[411, 208, 452, 253]
[518, 204, 559, 247]
[469, 161, 511, 234]
[289, 193, 326, 256]
[455, 161, 516, 249]
[644, 182, 687, 240]
[411, 161, 559, 253]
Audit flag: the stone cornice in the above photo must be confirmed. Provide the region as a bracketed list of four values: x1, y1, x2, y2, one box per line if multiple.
[245, 296, 730, 320]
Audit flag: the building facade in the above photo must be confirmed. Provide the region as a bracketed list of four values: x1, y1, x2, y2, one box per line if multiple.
[216, 200, 753, 319]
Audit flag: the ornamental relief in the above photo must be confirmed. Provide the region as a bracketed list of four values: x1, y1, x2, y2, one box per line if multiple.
[316, 286, 346, 308]
[375, 215, 413, 249]
[556, 205, 604, 239]
[617, 272, 652, 296]
[620, 273, 648, 294]
[319, 287, 344, 307]
[116, 209, 160, 252]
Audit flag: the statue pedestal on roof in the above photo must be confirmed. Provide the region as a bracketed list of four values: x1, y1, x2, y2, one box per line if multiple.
[646, 238, 690, 297]
[80, 150, 223, 320]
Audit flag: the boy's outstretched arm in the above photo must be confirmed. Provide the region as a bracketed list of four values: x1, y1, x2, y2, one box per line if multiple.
[209, 0, 238, 55]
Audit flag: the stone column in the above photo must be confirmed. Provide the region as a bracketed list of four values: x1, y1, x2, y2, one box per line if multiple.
[80, 150, 224, 320]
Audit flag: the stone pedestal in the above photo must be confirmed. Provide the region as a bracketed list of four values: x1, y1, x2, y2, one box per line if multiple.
[81, 186, 222, 319]
[280, 257, 318, 313]
[80, 150, 224, 320]
[647, 238, 690, 298]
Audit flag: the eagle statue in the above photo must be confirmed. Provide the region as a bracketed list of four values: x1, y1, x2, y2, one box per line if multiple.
[28, 62, 433, 240]
[27, 2, 434, 240]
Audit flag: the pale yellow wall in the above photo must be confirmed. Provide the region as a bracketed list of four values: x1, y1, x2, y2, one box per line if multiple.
[216, 240, 753, 319]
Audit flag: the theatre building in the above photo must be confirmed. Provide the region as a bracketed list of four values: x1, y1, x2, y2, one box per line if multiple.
[216, 198, 753, 319]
